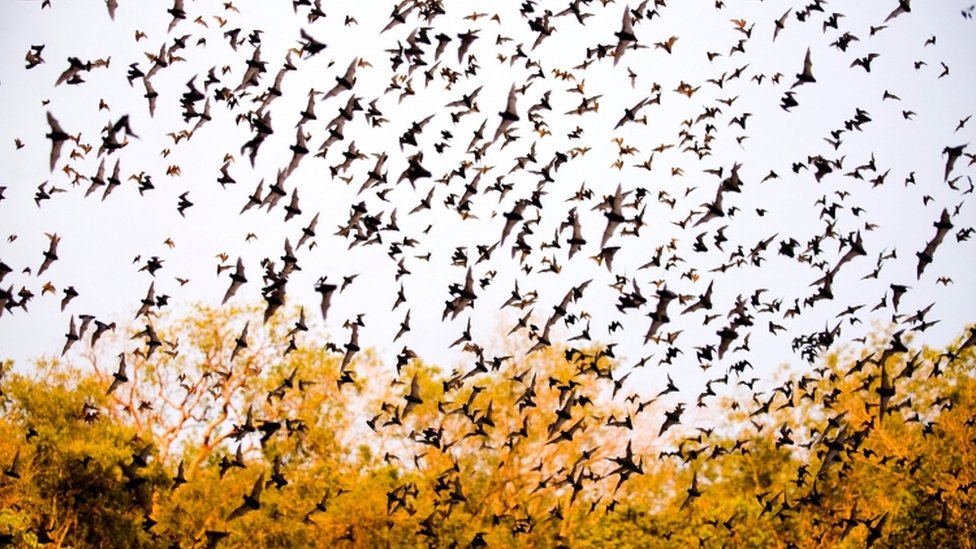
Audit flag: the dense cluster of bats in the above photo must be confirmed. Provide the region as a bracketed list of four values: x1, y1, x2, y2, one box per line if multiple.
[1, 0, 974, 545]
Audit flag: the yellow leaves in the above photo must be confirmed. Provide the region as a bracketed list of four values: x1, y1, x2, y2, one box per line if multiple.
[3, 307, 976, 546]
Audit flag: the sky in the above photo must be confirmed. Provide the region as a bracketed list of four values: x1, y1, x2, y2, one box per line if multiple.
[0, 0, 974, 412]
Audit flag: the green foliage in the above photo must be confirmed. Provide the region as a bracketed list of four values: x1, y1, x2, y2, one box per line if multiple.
[0, 361, 161, 547]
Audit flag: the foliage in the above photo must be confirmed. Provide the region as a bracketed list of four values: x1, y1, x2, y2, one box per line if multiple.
[1, 306, 974, 547]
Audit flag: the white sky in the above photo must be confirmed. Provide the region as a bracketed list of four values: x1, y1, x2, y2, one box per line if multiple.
[0, 0, 974, 411]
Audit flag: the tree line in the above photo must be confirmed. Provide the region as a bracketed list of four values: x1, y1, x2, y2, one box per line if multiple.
[1, 304, 974, 547]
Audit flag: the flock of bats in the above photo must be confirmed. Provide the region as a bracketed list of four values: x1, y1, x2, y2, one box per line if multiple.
[1, 0, 976, 545]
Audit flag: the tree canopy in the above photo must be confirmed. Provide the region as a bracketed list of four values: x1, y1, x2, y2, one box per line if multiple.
[1, 304, 974, 547]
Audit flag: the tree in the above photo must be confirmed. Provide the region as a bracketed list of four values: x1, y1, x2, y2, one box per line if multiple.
[1, 306, 974, 547]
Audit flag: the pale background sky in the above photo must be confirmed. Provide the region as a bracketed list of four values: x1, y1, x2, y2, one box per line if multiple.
[1, 0, 974, 411]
